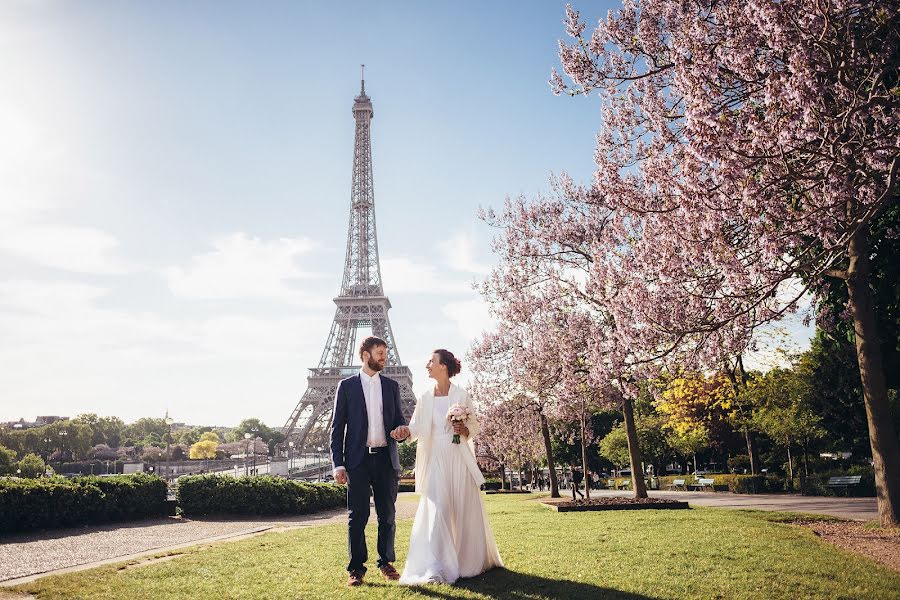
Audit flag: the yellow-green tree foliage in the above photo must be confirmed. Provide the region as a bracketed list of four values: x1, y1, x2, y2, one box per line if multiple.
[189, 440, 218, 460]
[199, 431, 220, 443]
[656, 372, 735, 456]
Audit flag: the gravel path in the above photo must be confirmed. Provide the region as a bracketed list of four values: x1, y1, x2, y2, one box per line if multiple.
[0, 493, 419, 584]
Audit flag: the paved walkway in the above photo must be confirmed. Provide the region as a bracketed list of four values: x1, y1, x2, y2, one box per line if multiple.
[0, 494, 419, 587]
[547, 489, 878, 521]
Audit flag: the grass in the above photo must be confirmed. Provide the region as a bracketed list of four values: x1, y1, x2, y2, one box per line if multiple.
[11, 494, 900, 600]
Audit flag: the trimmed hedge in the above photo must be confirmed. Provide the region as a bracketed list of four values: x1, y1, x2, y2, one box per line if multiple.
[176, 474, 346, 516]
[611, 474, 787, 494]
[0, 473, 168, 534]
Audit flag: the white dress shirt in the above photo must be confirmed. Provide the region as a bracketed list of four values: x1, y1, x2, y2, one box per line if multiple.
[335, 369, 387, 476]
[359, 368, 387, 448]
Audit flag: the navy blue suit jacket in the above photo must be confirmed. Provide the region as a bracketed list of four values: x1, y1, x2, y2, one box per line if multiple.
[330, 373, 407, 473]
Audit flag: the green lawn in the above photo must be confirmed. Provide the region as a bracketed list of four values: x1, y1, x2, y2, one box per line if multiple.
[12, 494, 900, 600]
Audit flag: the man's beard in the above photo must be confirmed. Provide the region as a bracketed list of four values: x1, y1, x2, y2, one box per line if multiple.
[367, 357, 385, 372]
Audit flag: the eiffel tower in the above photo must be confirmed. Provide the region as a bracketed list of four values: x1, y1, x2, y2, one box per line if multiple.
[282, 68, 417, 450]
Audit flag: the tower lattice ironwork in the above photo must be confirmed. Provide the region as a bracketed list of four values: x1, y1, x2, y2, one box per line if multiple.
[282, 69, 416, 450]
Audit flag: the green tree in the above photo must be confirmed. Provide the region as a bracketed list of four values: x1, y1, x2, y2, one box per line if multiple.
[0, 444, 17, 475]
[599, 424, 630, 470]
[230, 419, 284, 452]
[750, 368, 827, 480]
[17, 453, 46, 478]
[399, 440, 417, 472]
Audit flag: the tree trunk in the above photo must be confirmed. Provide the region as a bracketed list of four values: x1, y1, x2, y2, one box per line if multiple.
[744, 427, 758, 475]
[846, 228, 900, 527]
[580, 410, 591, 500]
[500, 461, 507, 490]
[539, 411, 560, 498]
[725, 359, 758, 475]
[787, 446, 794, 484]
[622, 397, 648, 498]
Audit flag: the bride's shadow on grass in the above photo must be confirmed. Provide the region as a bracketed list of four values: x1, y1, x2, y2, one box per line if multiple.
[373, 568, 658, 600]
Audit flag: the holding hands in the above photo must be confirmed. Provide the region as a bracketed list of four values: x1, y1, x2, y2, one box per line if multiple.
[391, 425, 410, 441]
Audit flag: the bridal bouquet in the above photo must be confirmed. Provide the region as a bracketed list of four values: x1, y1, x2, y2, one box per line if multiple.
[446, 403, 471, 444]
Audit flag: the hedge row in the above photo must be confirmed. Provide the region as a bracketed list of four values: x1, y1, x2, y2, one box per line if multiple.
[176, 474, 346, 516]
[798, 467, 876, 497]
[655, 474, 786, 493]
[0, 474, 167, 534]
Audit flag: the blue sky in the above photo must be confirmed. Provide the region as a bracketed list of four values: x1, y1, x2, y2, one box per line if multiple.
[0, 1, 811, 427]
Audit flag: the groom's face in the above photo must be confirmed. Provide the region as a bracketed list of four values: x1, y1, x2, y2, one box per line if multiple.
[364, 344, 387, 372]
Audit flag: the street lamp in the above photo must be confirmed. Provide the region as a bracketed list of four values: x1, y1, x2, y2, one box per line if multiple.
[164, 415, 174, 482]
[244, 433, 252, 476]
[288, 441, 295, 475]
[316, 446, 324, 481]
[58, 430, 68, 472]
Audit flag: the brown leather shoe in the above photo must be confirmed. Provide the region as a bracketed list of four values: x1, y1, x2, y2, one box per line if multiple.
[379, 563, 400, 581]
[347, 570, 364, 587]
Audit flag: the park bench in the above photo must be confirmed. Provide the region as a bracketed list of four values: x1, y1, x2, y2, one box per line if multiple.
[667, 478, 687, 490]
[824, 475, 862, 495]
[688, 478, 715, 491]
[618, 479, 631, 490]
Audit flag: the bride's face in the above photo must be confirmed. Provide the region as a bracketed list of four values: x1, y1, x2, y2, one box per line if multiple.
[426, 353, 447, 380]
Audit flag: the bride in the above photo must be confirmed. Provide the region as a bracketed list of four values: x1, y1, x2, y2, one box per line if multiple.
[390, 348, 503, 585]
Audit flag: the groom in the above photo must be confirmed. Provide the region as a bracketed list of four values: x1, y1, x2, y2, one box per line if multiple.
[330, 336, 410, 587]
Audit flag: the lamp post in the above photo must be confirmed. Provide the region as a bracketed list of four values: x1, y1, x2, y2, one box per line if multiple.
[164, 415, 174, 482]
[316, 446, 324, 481]
[288, 441, 294, 476]
[58, 429, 68, 472]
[244, 433, 252, 476]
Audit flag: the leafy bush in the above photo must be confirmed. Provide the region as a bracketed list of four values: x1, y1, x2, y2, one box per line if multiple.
[655, 474, 784, 494]
[176, 474, 346, 516]
[0, 474, 167, 533]
[798, 467, 876, 497]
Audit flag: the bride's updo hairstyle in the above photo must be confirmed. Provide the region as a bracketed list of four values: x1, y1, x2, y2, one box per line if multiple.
[433, 349, 462, 378]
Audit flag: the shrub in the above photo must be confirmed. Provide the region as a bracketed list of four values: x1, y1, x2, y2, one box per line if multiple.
[798, 467, 876, 497]
[655, 474, 784, 494]
[176, 475, 346, 516]
[0, 474, 167, 533]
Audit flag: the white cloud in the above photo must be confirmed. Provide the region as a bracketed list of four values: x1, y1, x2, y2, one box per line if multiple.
[436, 231, 492, 275]
[0, 279, 327, 425]
[0, 223, 134, 274]
[441, 298, 495, 341]
[381, 256, 475, 295]
[163, 232, 325, 304]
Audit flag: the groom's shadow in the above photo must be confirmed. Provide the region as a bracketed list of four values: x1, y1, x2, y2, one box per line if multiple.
[380, 568, 659, 600]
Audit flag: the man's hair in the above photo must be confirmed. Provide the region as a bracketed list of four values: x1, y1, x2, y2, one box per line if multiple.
[359, 336, 388, 360]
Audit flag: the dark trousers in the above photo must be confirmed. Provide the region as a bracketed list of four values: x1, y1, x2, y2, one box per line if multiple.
[572, 480, 584, 499]
[346, 450, 399, 573]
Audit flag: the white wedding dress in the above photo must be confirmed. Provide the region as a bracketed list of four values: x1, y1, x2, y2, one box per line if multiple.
[400, 393, 503, 585]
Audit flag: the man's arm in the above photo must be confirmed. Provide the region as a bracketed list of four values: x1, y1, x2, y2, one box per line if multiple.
[330, 381, 348, 483]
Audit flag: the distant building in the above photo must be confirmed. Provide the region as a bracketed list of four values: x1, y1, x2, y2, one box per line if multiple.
[35, 416, 67, 426]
